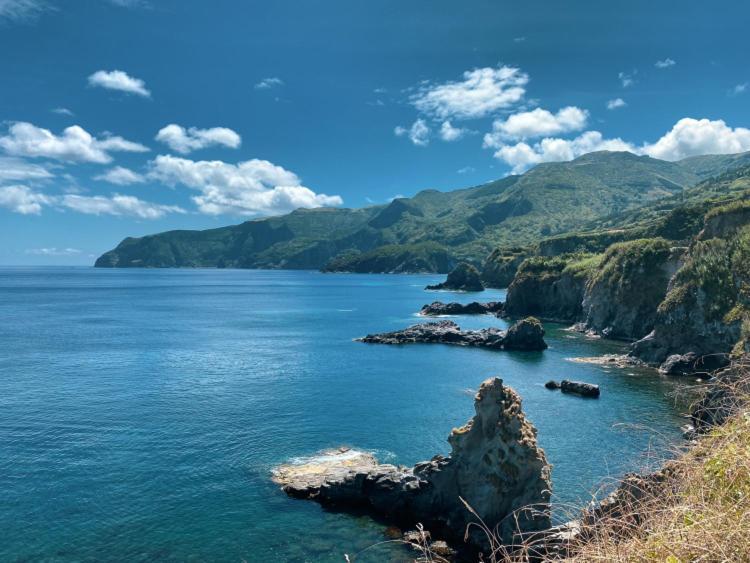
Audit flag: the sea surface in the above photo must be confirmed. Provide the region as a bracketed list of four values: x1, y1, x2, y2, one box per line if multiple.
[0, 267, 690, 562]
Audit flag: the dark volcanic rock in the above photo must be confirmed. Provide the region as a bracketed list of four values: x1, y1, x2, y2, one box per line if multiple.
[419, 300, 504, 316]
[546, 379, 600, 397]
[426, 262, 484, 292]
[357, 318, 547, 351]
[274, 378, 552, 551]
[658, 352, 728, 377]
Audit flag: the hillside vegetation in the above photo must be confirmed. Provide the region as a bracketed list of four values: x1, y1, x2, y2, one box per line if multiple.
[97, 151, 746, 270]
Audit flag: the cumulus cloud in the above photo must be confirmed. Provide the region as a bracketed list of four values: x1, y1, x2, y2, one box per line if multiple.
[394, 119, 431, 146]
[254, 77, 284, 90]
[488, 117, 750, 173]
[26, 247, 81, 256]
[94, 166, 145, 185]
[155, 124, 241, 154]
[606, 98, 627, 110]
[60, 193, 184, 218]
[0, 122, 148, 163]
[148, 154, 342, 216]
[0, 184, 51, 214]
[655, 58, 676, 69]
[411, 66, 528, 120]
[492, 131, 634, 174]
[483, 106, 588, 146]
[88, 69, 151, 97]
[641, 118, 750, 160]
[618, 71, 636, 88]
[439, 121, 468, 142]
[0, 157, 53, 182]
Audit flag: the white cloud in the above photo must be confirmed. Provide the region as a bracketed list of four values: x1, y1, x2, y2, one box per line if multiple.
[411, 65, 528, 120]
[655, 58, 676, 69]
[0, 122, 148, 163]
[155, 124, 241, 154]
[457, 166, 476, 174]
[95, 166, 145, 185]
[0, 184, 51, 214]
[439, 120, 467, 142]
[88, 69, 151, 97]
[729, 82, 748, 96]
[618, 71, 636, 88]
[483, 106, 588, 146]
[0, 0, 47, 22]
[606, 98, 627, 110]
[0, 157, 53, 182]
[148, 154, 343, 216]
[488, 116, 750, 173]
[395, 119, 431, 146]
[255, 77, 284, 90]
[491, 131, 635, 174]
[60, 193, 185, 219]
[641, 117, 750, 161]
[51, 107, 74, 116]
[513, 36, 526, 43]
[26, 247, 81, 256]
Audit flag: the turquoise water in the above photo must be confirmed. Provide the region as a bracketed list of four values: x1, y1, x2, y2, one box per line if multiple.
[0, 268, 687, 562]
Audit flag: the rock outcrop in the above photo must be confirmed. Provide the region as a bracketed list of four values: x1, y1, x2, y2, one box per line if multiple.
[580, 239, 684, 340]
[357, 318, 547, 351]
[544, 380, 601, 398]
[504, 255, 598, 322]
[419, 301, 504, 316]
[274, 378, 552, 551]
[426, 262, 484, 292]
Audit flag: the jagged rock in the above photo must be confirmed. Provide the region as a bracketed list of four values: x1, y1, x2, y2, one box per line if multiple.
[658, 352, 728, 377]
[357, 318, 547, 351]
[690, 359, 750, 432]
[544, 379, 600, 398]
[419, 300, 504, 316]
[273, 378, 552, 552]
[426, 262, 484, 292]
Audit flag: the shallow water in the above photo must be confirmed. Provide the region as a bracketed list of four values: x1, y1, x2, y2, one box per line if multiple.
[0, 267, 688, 562]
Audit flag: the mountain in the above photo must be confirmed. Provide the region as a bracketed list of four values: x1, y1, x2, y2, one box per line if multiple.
[95, 151, 742, 270]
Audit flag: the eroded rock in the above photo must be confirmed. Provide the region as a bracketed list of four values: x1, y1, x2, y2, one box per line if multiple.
[356, 318, 547, 351]
[419, 301, 504, 316]
[273, 378, 552, 552]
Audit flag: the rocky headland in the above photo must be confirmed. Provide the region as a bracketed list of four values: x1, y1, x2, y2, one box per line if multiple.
[274, 377, 552, 552]
[357, 317, 547, 351]
[419, 300, 504, 316]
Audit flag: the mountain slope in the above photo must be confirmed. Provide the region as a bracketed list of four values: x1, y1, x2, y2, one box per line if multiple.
[96, 151, 717, 270]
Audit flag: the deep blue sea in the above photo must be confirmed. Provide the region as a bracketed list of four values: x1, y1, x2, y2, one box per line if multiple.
[0, 267, 688, 562]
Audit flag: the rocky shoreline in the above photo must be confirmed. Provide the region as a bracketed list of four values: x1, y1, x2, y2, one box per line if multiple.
[357, 317, 547, 351]
[419, 300, 504, 317]
[274, 378, 552, 553]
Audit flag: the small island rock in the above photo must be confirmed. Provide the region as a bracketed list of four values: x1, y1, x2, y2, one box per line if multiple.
[419, 300, 504, 316]
[426, 262, 484, 292]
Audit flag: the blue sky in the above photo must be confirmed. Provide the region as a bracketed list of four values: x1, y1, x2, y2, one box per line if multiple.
[1, 0, 749, 264]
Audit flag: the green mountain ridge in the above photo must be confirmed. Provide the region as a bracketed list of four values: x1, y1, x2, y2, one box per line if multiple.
[95, 150, 750, 271]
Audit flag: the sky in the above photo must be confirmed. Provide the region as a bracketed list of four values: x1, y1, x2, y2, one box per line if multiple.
[1, 0, 749, 265]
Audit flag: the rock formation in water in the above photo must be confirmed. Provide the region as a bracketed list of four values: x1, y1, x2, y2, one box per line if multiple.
[545, 379, 601, 398]
[274, 377, 552, 552]
[419, 300, 504, 316]
[357, 317, 547, 351]
[426, 262, 485, 292]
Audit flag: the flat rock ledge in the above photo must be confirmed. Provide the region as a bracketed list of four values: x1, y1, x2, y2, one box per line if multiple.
[273, 378, 552, 553]
[357, 317, 547, 351]
[419, 300, 504, 317]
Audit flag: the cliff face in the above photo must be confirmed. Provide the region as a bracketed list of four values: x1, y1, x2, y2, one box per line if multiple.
[426, 262, 484, 291]
[631, 221, 750, 369]
[504, 254, 600, 322]
[275, 378, 552, 551]
[580, 239, 684, 340]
